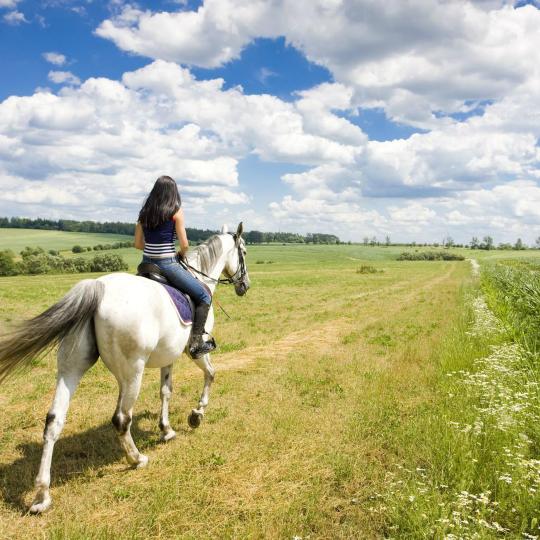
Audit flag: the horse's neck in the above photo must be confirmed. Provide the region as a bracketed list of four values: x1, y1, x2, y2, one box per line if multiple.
[189, 236, 230, 294]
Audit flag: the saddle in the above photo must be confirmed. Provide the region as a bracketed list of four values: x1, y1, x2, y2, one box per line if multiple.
[136, 262, 193, 324]
[136, 262, 169, 285]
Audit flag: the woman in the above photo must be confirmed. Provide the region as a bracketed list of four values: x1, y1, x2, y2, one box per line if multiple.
[134, 175, 215, 359]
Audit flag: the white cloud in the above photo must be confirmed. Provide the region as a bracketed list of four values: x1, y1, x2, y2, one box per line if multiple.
[2, 61, 363, 222]
[48, 71, 81, 86]
[95, 0, 540, 127]
[43, 52, 67, 66]
[0, 0, 20, 8]
[3, 10, 27, 24]
[5, 1, 540, 241]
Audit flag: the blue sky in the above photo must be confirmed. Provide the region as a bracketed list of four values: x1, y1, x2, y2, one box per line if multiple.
[1, 0, 539, 243]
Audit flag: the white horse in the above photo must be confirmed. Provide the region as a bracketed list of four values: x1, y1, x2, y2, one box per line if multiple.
[0, 222, 249, 514]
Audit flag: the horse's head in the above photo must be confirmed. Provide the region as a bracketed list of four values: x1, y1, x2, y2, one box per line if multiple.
[222, 222, 250, 296]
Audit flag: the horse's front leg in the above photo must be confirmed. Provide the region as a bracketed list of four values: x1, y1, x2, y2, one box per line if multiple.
[188, 353, 215, 428]
[159, 365, 176, 441]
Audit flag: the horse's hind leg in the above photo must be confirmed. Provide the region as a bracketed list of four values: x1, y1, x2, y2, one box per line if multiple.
[111, 363, 148, 468]
[188, 353, 215, 429]
[159, 365, 176, 441]
[30, 324, 98, 514]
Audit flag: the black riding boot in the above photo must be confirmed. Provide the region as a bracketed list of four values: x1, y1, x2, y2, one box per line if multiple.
[189, 303, 216, 359]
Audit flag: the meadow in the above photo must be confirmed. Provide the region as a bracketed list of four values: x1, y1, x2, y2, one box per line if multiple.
[0, 230, 539, 538]
[0, 229, 133, 254]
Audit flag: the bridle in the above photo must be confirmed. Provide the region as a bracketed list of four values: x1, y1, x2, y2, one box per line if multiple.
[178, 234, 247, 287]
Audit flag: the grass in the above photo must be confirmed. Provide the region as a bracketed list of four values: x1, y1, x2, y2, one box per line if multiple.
[0, 240, 540, 538]
[0, 228, 132, 254]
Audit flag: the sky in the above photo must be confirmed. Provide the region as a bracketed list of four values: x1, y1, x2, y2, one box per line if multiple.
[1, 0, 540, 244]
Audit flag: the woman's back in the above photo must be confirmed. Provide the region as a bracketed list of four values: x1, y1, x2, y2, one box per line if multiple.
[142, 219, 177, 259]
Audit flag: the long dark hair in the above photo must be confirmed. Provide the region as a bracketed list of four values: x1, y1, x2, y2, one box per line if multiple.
[138, 176, 181, 229]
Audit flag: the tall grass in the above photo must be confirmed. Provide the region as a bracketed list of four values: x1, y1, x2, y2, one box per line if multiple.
[383, 265, 540, 538]
[482, 262, 540, 355]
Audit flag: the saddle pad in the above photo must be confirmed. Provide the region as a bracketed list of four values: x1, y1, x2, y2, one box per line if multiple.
[162, 283, 193, 325]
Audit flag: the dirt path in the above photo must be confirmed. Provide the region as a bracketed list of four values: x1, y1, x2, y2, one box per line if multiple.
[212, 263, 457, 373]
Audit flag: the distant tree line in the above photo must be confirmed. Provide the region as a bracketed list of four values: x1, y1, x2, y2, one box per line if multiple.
[0, 247, 128, 276]
[244, 231, 340, 244]
[0, 216, 341, 244]
[468, 236, 539, 250]
[0, 216, 136, 235]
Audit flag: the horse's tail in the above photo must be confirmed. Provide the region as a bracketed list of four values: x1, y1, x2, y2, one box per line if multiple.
[0, 279, 105, 383]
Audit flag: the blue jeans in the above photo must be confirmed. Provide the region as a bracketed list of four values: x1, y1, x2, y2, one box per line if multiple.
[142, 255, 211, 306]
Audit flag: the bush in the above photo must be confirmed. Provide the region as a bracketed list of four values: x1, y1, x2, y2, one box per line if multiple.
[20, 246, 44, 259]
[356, 264, 381, 274]
[48, 249, 59, 256]
[0, 250, 17, 276]
[72, 245, 85, 253]
[397, 251, 465, 261]
[19, 253, 54, 274]
[90, 253, 128, 272]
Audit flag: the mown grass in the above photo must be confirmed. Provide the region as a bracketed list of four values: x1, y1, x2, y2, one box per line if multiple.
[0, 245, 539, 538]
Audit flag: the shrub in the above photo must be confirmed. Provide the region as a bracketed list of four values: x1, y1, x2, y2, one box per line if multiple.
[356, 264, 381, 274]
[0, 250, 17, 276]
[48, 249, 59, 256]
[72, 245, 85, 253]
[19, 253, 53, 274]
[397, 251, 464, 261]
[90, 253, 128, 272]
[20, 246, 44, 258]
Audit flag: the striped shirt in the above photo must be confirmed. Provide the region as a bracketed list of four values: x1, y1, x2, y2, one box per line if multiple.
[143, 219, 177, 259]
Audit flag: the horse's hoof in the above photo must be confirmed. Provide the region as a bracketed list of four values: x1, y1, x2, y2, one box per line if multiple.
[29, 493, 52, 514]
[135, 454, 149, 469]
[161, 429, 176, 442]
[188, 410, 202, 429]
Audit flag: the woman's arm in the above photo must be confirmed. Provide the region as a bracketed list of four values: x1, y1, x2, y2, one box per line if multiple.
[174, 208, 189, 258]
[134, 222, 145, 250]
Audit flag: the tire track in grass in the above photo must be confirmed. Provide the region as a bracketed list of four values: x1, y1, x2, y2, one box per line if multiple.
[211, 264, 457, 374]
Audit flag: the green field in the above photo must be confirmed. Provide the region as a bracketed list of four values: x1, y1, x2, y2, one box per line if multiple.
[0, 228, 132, 254]
[0, 232, 540, 538]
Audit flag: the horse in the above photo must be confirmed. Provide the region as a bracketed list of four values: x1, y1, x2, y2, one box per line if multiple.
[0, 222, 249, 514]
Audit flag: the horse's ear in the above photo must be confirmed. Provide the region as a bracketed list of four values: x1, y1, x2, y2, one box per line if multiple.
[236, 222, 244, 242]
[221, 224, 229, 234]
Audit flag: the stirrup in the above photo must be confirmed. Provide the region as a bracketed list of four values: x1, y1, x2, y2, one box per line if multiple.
[189, 336, 217, 359]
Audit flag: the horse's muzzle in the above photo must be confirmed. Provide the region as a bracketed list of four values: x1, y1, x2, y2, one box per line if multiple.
[235, 281, 249, 296]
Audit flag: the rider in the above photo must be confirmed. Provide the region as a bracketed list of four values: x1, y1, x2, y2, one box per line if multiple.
[134, 175, 216, 359]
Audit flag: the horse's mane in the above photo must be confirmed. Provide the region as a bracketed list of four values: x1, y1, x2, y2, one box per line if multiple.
[188, 234, 224, 274]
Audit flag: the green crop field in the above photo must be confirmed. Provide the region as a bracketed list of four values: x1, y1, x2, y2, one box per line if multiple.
[0, 228, 132, 254]
[1, 232, 540, 539]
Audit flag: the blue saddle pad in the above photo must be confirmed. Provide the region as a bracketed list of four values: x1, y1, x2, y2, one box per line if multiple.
[162, 283, 193, 325]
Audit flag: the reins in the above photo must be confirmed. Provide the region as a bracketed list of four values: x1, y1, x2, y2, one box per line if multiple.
[177, 235, 248, 322]
[178, 236, 247, 287]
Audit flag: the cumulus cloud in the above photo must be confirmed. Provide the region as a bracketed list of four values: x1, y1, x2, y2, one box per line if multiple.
[95, 0, 540, 128]
[43, 52, 67, 66]
[3, 9, 27, 24]
[3, 1, 540, 241]
[0, 0, 20, 8]
[1, 60, 365, 222]
[48, 70, 81, 85]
